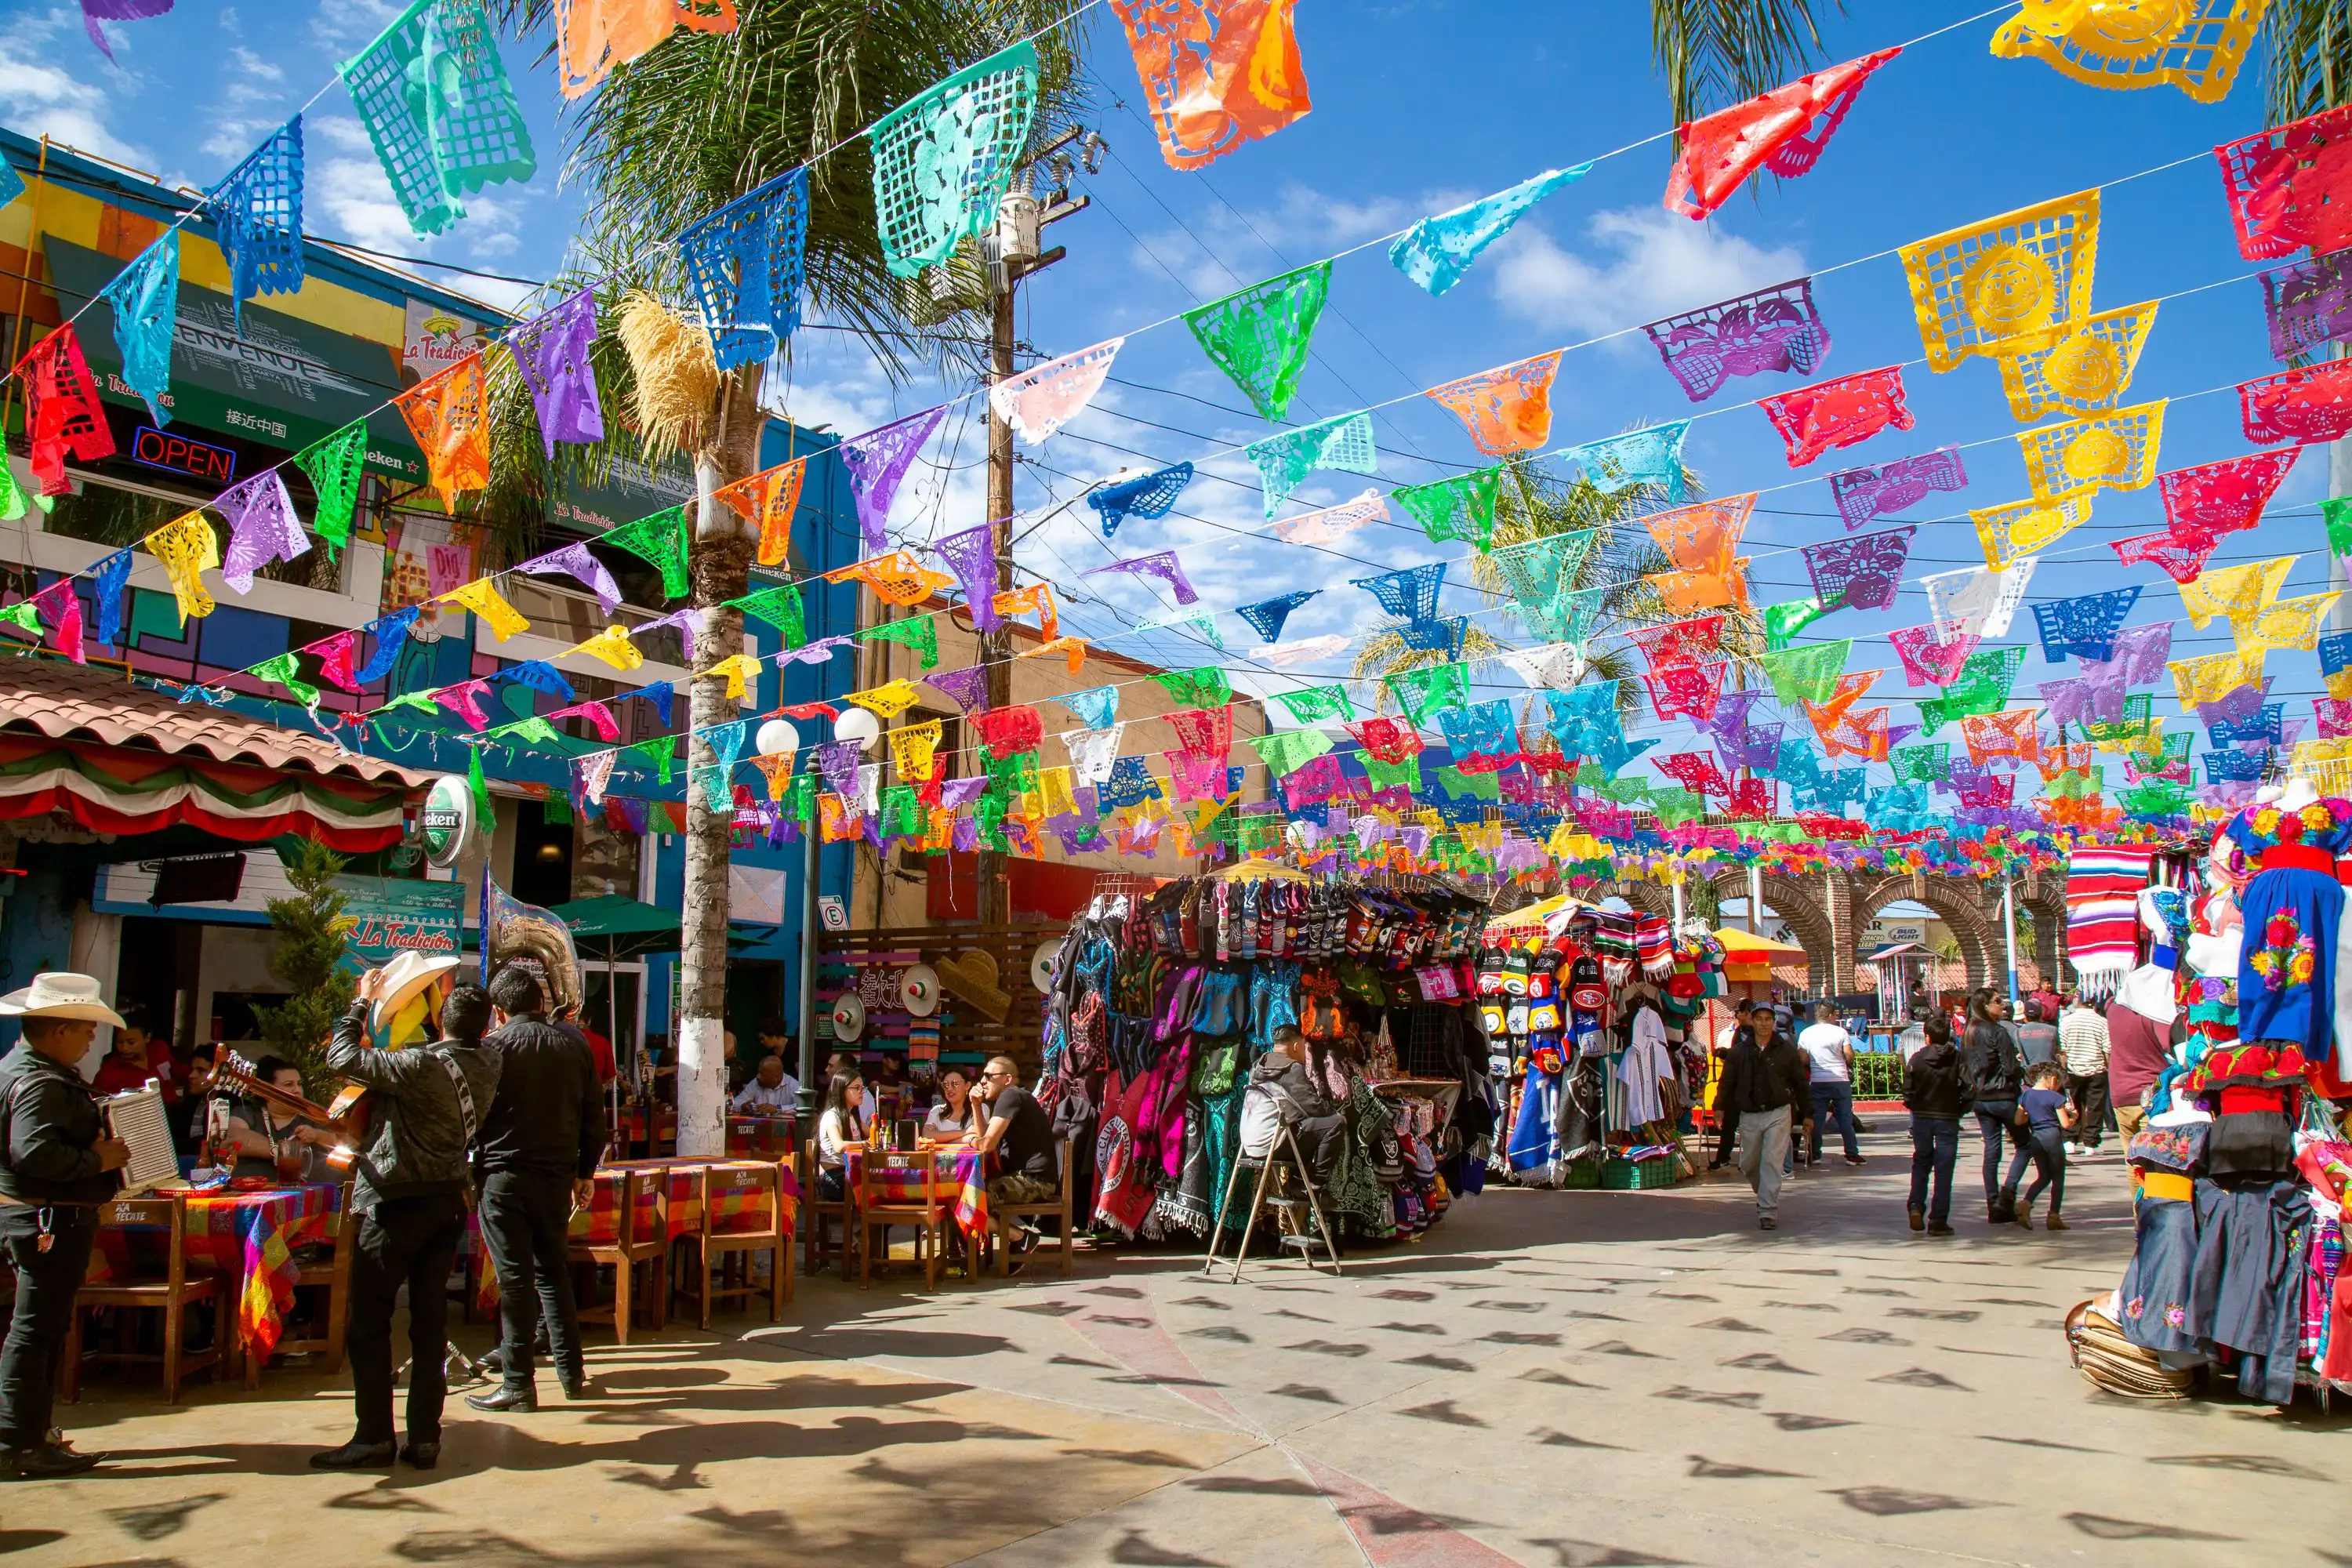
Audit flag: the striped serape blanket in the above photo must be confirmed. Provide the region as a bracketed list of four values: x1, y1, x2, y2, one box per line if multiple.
[2063, 844, 2154, 998]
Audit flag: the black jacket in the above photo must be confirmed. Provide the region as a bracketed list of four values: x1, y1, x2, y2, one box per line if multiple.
[0, 1044, 120, 1205]
[1901, 1041, 1969, 1120]
[1961, 1019, 2024, 1105]
[1718, 1033, 1812, 1120]
[478, 1015, 606, 1179]
[325, 1004, 503, 1211]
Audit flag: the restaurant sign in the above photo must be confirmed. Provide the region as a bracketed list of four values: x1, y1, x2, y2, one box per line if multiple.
[334, 876, 465, 964]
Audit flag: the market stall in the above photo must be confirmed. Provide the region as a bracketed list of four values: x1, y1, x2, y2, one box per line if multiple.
[1475, 898, 1726, 1190]
[1034, 864, 1486, 1249]
[2068, 780, 2352, 1408]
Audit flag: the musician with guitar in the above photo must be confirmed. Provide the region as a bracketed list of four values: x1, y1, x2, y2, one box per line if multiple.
[308, 966, 502, 1472]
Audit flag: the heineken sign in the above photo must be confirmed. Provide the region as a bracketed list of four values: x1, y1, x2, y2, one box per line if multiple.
[419, 775, 479, 869]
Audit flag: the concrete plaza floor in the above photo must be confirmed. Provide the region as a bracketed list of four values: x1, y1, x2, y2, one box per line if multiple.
[5, 1123, 2344, 1566]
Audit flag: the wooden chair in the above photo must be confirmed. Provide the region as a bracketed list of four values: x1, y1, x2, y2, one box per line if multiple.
[672, 1160, 793, 1328]
[270, 1180, 357, 1374]
[571, 1168, 668, 1345]
[63, 1196, 223, 1404]
[989, 1138, 1077, 1279]
[857, 1149, 949, 1290]
[800, 1139, 854, 1279]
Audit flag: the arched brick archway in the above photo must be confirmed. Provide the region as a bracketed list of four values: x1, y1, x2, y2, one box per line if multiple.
[1853, 874, 2000, 993]
[1705, 869, 1838, 996]
[2019, 880, 2071, 990]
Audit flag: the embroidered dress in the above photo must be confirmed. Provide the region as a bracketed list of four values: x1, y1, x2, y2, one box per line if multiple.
[2223, 798, 2352, 1063]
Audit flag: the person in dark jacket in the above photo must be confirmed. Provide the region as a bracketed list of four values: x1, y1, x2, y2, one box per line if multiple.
[0, 974, 130, 1480]
[467, 964, 606, 1414]
[1901, 1015, 1968, 1236]
[1960, 988, 2029, 1224]
[312, 973, 500, 1472]
[1715, 1005, 1810, 1231]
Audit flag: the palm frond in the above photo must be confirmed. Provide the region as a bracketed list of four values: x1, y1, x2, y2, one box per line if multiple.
[2265, 0, 2350, 122]
[1650, 0, 1839, 129]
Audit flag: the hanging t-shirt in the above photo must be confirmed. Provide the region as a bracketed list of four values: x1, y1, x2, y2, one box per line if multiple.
[1796, 1022, 1851, 1083]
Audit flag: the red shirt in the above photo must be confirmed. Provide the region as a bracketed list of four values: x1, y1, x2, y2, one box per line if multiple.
[91, 1051, 152, 1096]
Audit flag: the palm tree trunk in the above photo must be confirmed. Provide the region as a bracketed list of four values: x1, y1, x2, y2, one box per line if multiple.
[677, 368, 764, 1157]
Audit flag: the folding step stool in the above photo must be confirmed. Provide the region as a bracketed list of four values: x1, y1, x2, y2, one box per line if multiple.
[1203, 1123, 1342, 1281]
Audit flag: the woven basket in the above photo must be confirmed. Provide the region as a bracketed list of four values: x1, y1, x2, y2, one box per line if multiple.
[2064, 1299, 2194, 1400]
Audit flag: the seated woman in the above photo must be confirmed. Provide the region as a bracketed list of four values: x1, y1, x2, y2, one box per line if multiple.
[923, 1067, 974, 1142]
[221, 1054, 339, 1184]
[815, 1073, 869, 1202]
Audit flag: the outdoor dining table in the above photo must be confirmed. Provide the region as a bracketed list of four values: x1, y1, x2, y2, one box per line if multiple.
[725, 1115, 796, 1157]
[472, 1156, 798, 1311]
[843, 1145, 991, 1241]
[86, 1180, 340, 1370]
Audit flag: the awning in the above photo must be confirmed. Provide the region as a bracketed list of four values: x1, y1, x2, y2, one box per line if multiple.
[0, 658, 428, 849]
[1863, 941, 1933, 964]
[1714, 926, 1811, 985]
[549, 894, 774, 958]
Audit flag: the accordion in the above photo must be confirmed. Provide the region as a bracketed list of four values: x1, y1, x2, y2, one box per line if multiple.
[103, 1085, 180, 1196]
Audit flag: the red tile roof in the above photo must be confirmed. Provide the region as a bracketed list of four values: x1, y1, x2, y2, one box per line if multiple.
[0, 656, 432, 788]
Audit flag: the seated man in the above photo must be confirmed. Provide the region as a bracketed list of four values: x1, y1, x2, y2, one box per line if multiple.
[969, 1054, 1058, 1214]
[1247, 1025, 1345, 1185]
[731, 1054, 798, 1116]
[220, 1054, 339, 1183]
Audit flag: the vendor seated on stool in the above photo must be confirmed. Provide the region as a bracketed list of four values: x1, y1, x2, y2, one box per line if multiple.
[1247, 1025, 1345, 1185]
[0, 974, 132, 1481]
[222, 1055, 339, 1183]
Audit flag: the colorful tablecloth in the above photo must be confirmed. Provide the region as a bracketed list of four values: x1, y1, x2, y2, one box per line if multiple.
[88, 1182, 339, 1361]
[472, 1158, 798, 1311]
[844, 1147, 988, 1239]
[726, 1116, 797, 1156]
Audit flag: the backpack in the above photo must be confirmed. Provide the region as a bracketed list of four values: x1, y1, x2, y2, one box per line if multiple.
[1300, 968, 1346, 1041]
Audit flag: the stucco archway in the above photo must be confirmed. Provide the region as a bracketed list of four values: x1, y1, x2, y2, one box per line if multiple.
[1706, 869, 1838, 996]
[1853, 873, 2000, 993]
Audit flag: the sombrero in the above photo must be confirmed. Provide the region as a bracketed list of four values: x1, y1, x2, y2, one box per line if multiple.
[831, 993, 867, 1044]
[898, 964, 941, 1018]
[935, 948, 1012, 1022]
[1029, 938, 1063, 996]
[372, 951, 463, 1032]
[0, 972, 125, 1027]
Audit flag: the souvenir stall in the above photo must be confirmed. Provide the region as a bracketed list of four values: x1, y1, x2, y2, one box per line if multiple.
[1035, 864, 1488, 1250]
[1476, 898, 1726, 1190]
[2070, 779, 2352, 1407]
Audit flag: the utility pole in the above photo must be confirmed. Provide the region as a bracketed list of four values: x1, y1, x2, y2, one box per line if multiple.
[976, 131, 1092, 926]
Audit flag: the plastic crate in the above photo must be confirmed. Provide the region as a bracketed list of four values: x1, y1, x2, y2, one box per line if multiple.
[1601, 1155, 1680, 1190]
[1559, 1156, 1602, 1189]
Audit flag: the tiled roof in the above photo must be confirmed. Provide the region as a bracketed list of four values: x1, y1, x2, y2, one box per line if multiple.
[0, 656, 432, 788]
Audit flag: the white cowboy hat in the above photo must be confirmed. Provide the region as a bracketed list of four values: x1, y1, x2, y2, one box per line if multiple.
[0, 972, 125, 1027]
[371, 950, 464, 1031]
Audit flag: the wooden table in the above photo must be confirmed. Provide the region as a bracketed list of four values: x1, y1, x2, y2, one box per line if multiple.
[88, 1181, 339, 1371]
[472, 1156, 798, 1311]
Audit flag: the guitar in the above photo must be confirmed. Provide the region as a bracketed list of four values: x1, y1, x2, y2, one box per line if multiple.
[213, 1051, 371, 1171]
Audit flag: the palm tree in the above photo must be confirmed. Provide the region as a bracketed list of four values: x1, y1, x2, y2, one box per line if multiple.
[487, 0, 1089, 1153]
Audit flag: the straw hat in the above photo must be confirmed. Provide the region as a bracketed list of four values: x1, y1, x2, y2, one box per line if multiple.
[371, 951, 464, 1032]
[0, 972, 125, 1027]
[934, 949, 1011, 1022]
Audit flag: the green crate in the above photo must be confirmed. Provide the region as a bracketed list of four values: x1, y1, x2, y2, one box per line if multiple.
[1601, 1155, 1680, 1190]
[1559, 1156, 1602, 1189]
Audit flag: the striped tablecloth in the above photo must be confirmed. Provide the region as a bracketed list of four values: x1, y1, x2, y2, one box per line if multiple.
[844, 1147, 988, 1239]
[89, 1182, 339, 1361]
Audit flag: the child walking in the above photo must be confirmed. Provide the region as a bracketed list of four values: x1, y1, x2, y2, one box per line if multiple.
[2001, 1062, 2076, 1231]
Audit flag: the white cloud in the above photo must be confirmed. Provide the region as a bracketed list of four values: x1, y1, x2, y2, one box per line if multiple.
[1489, 207, 1808, 340]
[0, 11, 152, 169]
[1129, 180, 1457, 303]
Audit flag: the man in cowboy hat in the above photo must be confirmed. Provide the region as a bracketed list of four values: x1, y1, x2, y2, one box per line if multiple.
[0, 973, 131, 1479]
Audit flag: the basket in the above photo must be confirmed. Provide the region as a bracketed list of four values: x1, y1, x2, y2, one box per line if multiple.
[2064, 1299, 2194, 1400]
[1601, 1155, 1679, 1190]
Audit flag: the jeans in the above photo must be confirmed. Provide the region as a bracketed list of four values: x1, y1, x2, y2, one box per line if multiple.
[0, 1207, 96, 1449]
[344, 1191, 467, 1446]
[2005, 1127, 2067, 1215]
[1907, 1116, 1959, 1225]
[1973, 1102, 2026, 1210]
[2067, 1071, 2111, 1149]
[1809, 1082, 1860, 1161]
[1736, 1105, 1791, 1220]
[477, 1171, 584, 1395]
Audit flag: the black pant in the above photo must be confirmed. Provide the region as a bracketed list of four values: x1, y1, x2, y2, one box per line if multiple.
[1712, 1106, 1740, 1167]
[477, 1171, 583, 1394]
[2067, 1071, 2110, 1149]
[1290, 1112, 1345, 1184]
[2005, 1127, 2067, 1214]
[0, 1207, 96, 1450]
[345, 1191, 467, 1446]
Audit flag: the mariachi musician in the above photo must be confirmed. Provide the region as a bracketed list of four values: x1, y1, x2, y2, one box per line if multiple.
[0, 974, 131, 1481]
[310, 960, 499, 1472]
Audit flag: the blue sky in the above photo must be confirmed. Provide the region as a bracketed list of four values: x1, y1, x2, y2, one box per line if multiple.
[3, 0, 2339, 795]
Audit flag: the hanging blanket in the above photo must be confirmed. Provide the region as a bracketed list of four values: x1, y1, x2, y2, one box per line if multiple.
[2064, 844, 2155, 1000]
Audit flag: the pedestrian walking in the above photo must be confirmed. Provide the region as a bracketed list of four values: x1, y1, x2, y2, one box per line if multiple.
[2013, 999, 2060, 1070]
[1900, 1015, 1966, 1236]
[1717, 1005, 1812, 1231]
[1960, 988, 2028, 1224]
[2000, 1063, 2075, 1230]
[2060, 993, 2111, 1156]
[1796, 1003, 1864, 1167]
[1706, 1007, 1744, 1171]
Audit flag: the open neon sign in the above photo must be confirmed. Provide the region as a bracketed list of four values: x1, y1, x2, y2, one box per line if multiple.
[130, 426, 237, 485]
